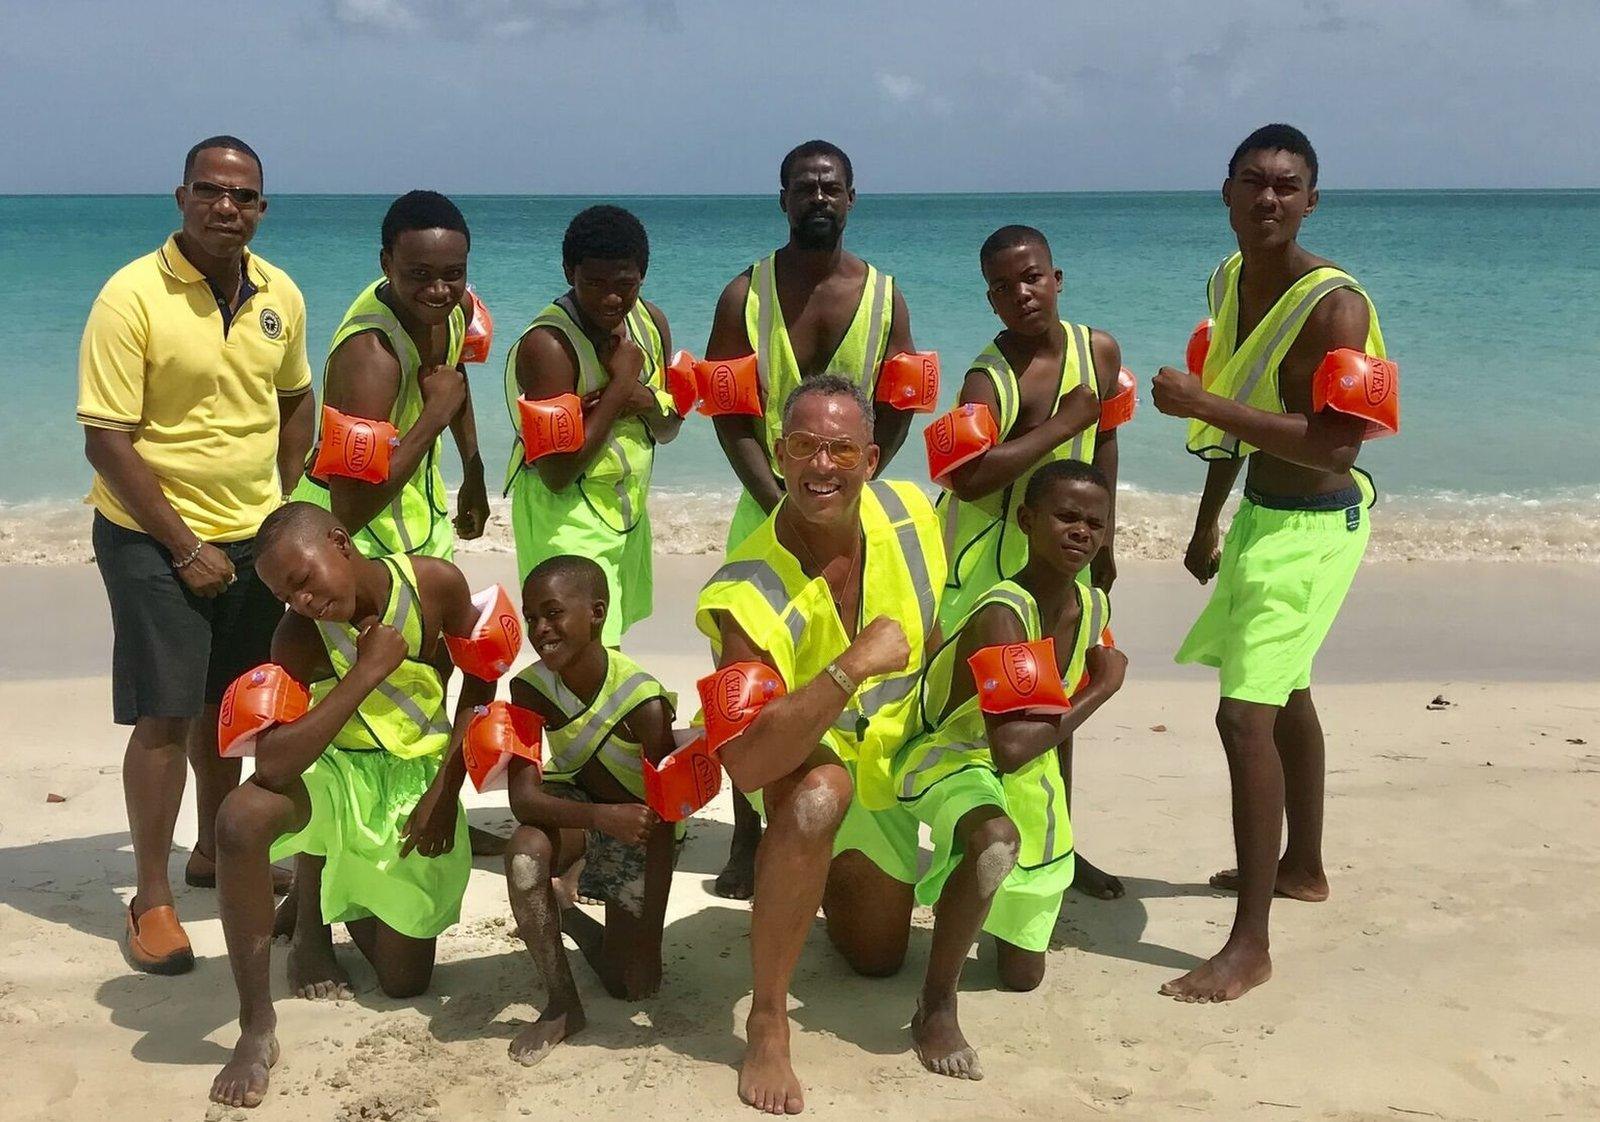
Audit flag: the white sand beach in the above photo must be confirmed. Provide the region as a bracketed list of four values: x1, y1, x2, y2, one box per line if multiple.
[2, 555, 1597, 1121]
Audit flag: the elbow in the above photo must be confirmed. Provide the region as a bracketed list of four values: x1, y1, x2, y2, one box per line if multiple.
[948, 467, 990, 503]
[990, 740, 1026, 776]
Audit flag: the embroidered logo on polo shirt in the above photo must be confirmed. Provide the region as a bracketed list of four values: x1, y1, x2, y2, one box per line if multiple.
[260, 308, 283, 339]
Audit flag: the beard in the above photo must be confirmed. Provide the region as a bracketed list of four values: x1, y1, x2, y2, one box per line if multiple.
[794, 211, 843, 251]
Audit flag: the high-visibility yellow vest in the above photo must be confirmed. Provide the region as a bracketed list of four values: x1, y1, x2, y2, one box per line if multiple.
[696, 479, 946, 810]
[937, 321, 1099, 633]
[309, 554, 452, 759]
[743, 254, 895, 474]
[894, 579, 1109, 869]
[294, 280, 465, 559]
[514, 648, 675, 801]
[1187, 252, 1386, 459]
[502, 296, 669, 533]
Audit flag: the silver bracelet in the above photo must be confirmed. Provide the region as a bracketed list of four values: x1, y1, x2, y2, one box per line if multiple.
[171, 541, 205, 570]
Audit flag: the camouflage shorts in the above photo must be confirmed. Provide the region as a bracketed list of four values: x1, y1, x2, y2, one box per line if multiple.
[544, 784, 665, 917]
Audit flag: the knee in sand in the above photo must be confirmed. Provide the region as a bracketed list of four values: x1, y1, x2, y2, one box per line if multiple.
[969, 817, 1021, 898]
[789, 768, 851, 840]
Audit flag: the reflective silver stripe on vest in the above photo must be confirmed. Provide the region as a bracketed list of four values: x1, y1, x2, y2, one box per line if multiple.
[547, 673, 654, 774]
[1086, 589, 1108, 646]
[341, 311, 421, 549]
[975, 356, 1017, 435]
[899, 738, 981, 799]
[1221, 275, 1360, 457]
[1067, 323, 1094, 464]
[526, 662, 585, 720]
[753, 256, 773, 398]
[869, 482, 935, 638]
[857, 270, 890, 387]
[980, 586, 1034, 629]
[707, 559, 805, 650]
[609, 436, 636, 527]
[1208, 258, 1231, 319]
[599, 737, 644, 781]
[315, 618, 443, 738]
[1039, 768, 1060, 860]
[842, 672, 917, 729]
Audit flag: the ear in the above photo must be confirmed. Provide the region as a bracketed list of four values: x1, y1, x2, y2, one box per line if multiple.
[1221, 179, 1233, 208]
[1052, 268, 1064, 289]
[379, 247, 392, 278]
[563, 262, 576, 286]
[331, 527, 351, 558]
[591, 598, 607, 634]
[845, 185, 857, 209]
[864, 442, 881, 479]
[1304, 185, 1320, 218]
[1017, 504, 1035, 536]
[985, 287, 1001, 319]
[173, 186, 185, 213]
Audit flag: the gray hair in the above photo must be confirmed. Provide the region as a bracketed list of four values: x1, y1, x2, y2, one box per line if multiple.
[780, 374, 875, 435]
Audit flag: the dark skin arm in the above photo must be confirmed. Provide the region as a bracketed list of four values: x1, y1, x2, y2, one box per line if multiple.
[515, 324, 657, 492]
[639, 301, 684, 445]
[714, 613, 910, 793]
[1183, 458, 1244, 584]
[945, 371, 1100, 504]
[956, 605, 1128, 775]
[1088, 330, 1121, 591]
[448, 354, 489, 539]
[1152, 291, 1370, 475]
[83, 428, 235, 597]
[870, 286, 917, 473]
[323, 332, 466, 536]
[276, 387, 316, 494]
[705, 272, 785, 512]
[398, 557, 497, 857]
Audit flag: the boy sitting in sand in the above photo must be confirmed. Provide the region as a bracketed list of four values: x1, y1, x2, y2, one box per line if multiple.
[893, 461, 1128, 1079]
[500, 555, 679, 1064]
[209, 502, 493, 1109]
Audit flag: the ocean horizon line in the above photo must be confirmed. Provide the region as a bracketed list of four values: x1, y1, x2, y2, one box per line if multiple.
[7, 187, 1599, 201]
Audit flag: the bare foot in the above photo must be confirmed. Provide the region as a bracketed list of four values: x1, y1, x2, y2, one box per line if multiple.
[287, 929, 353, 1001]
[469, 824, 508, 857]
[714, 834, 760, 901]
[209, 1030, 279, 1108]
[554, 858, 585, 908]
[911, 998, 983, 1080]
[1071, 854, 1126, 900]
[1160, 940, 1273, 1003]
[740, 1009, 804, 1114]
[1208, 862, 1329, 902]
[509, 1005, 585, 1066]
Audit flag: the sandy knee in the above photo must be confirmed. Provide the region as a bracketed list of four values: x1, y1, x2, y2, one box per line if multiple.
[973, 832, 1020, 898]
[784, 767, 851, 840]
[504, 827, 553, 889]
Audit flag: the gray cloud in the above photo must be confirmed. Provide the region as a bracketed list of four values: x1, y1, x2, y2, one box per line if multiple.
[324, 0, 678, 37]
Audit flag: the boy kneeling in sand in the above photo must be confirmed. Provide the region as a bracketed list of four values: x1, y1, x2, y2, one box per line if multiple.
[892, 461, 1127, 1079]
[501, 555, 679, 1064]
[208, 502, 495, 1109]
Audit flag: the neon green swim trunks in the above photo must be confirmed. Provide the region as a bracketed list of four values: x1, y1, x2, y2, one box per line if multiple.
[751, 758, 922, 884]
[1175, 470, 1374, 707]
[904, 765, 1073, 952]
[271, 748, 470, 940]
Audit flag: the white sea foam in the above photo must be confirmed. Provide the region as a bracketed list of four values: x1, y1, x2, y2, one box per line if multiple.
[3, 485, 1595, 566]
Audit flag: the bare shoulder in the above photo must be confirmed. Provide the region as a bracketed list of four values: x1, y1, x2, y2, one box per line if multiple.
[1302, 287, 1371, 351]
[1089, 328, 1122, 394]
[641, 298, 670, 336]
[270, 610, 330, 681]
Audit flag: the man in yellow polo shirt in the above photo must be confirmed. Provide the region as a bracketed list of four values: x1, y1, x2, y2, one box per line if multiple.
[78, 135, 315, 975]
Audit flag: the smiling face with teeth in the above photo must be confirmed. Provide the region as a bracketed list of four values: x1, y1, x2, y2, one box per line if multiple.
[380, 227, 470, 330]
[779, 387, 879, 527]
[520, 558, 608, 676]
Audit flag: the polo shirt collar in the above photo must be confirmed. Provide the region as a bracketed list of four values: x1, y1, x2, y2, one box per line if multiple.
[157, 233, 270, 290]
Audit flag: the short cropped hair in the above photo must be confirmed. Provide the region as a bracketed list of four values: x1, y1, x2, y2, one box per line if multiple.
[381, 190, 470, 253]
[980, 224, 1052, 269]
[780, 139, 854, 190]
[1228, 123, 1319, 188]
[781, 374, 874, 435]
[184, 135, 263, 186]
[1021, 459, 1110, 509]
[561, 205, 650, 274]
[526, 554, 609, 603]
[255, 501, 339, 558]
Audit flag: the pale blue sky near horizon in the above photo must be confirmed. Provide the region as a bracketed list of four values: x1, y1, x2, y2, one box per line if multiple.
[2, 0, 1597, 195]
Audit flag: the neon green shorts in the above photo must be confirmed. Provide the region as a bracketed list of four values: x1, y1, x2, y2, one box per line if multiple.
[271, 748, 470, 940]
[1175, 473, 1373, 706]
[904, 766, 1073, 952]
[511, 471, 652, 648]
[751, 758, 921, 884]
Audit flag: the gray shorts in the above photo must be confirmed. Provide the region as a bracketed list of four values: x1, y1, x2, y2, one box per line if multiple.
[546, 783, 676, 918]
[93, 513, 284, 725]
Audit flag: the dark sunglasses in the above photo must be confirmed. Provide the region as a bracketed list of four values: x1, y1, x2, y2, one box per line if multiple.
[780, 431, 866, 469]
[187, 180, 263, 208]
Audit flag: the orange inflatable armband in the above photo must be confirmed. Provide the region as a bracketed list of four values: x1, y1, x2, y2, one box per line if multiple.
[311, 405, 398, 485]
[664, 349, 700, 418]
[459, 286, 494, 365]
[518, 393, 585, 462]
[968, 639, 1072, 716]
[698, 661, 787, 751]
[1099, 366, 1138, 431]
[1312, 349, 1399, 439]
[1186, 318, 1213, 377]
[694, 355, 762, 417]
[463, 702, 543, 792]
[444, 585, 523, 681]
[218, 664, 309, 759]
[925, 402, 999, 489]
[876, 351, 940, 413]
[642, 730, 723, 823]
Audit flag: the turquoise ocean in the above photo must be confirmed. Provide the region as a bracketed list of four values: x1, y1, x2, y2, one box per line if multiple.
[2, 191, 1596, 562]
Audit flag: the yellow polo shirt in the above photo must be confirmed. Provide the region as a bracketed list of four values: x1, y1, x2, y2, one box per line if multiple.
[77, 235, 312, 542]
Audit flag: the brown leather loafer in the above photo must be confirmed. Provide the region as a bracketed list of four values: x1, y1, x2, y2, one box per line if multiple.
[125, 902, 195, 975]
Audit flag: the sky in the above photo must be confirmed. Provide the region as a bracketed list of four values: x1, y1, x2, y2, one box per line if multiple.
[2, 0, 1597, 194]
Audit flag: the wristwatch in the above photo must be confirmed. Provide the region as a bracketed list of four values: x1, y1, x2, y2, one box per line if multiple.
[823, 660, 859, 698]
